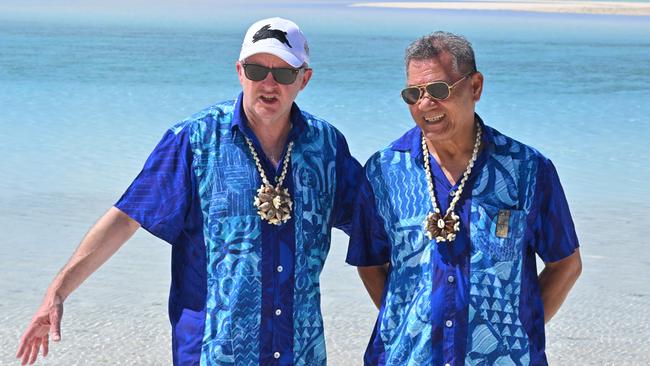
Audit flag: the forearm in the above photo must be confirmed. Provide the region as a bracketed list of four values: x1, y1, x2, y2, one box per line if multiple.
[539, 249, 582, 323]
[358, 264, 389, 309]
[47, 207, 140, 301]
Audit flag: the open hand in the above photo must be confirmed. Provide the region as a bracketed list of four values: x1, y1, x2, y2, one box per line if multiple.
[16, 296, 63, 365]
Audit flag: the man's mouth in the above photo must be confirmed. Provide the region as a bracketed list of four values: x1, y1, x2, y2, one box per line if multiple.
[424, 114, 444, 124]
[260, 95, 278, 104]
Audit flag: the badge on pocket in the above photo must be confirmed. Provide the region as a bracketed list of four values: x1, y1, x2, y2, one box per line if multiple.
[496, 209, 510, 238]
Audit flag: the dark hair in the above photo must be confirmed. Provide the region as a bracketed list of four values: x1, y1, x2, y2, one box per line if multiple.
[405, 31, 477, 75]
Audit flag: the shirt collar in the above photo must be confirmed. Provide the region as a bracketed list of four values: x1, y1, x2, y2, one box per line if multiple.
[231, 91, 307, 141]
[390, 113, 494, 160]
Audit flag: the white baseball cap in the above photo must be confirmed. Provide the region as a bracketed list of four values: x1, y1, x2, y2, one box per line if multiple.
[239, 17, 310, 68]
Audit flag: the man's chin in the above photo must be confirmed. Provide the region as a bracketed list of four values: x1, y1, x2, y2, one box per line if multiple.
[419, 121, 450, 140]
[250, 105, 286, 125]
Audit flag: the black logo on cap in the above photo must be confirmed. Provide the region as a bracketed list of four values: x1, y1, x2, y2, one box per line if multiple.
[252, 24, 292, 48]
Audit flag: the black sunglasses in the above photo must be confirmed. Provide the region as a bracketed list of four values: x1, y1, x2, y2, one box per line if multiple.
[241, 63, 305, 85]
[401, 73, 473, 105]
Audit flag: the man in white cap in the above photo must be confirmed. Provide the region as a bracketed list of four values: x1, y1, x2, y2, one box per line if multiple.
[17, 17, 361, 366]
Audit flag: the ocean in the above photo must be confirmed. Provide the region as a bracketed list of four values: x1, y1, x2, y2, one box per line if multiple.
[1, 3, 649, 365]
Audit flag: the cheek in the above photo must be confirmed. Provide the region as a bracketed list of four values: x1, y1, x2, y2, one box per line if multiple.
[239, 79, 250, 93]
[284, 86, 300, 101]
[408, 106, 426, 128]
[237, 68, 248, 87]
[408, 105, 423, 120]
[447, 102, 467, 117]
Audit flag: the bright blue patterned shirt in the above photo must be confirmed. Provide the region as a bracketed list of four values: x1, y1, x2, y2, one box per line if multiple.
[346, 115, 579, 366]
[115, 92, 361, 366]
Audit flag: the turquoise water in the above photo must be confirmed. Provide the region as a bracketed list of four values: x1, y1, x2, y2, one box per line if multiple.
[1, 4, 649, 365]
[1, 6, 649, 207]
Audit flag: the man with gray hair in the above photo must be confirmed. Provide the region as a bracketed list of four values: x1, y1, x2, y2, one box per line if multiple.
[346, 31, 582, 365]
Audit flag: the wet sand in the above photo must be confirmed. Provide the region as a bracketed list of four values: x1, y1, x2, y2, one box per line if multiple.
[1, 195, 649, 365]
[351, 1, 650, 16]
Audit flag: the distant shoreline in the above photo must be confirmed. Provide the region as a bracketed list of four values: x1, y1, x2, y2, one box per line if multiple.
[350, 1, 650, 16]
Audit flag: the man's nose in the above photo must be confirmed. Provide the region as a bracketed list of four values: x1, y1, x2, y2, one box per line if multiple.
[418, 94, 438, 110]
[261, 70, 278, 85]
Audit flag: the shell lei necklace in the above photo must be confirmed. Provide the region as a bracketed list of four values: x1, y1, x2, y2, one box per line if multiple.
[245, 136, 294, 225]
[422, 123, 482, 243]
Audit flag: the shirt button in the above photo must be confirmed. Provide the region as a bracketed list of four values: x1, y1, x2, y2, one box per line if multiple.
[447, 275, 455, 283]
[277, 265, 283, 273]
[273, 352, 281, 359]
[445, 363, 451, 366]
[445, 320, 453, 328]
[275, 308, 282, 316]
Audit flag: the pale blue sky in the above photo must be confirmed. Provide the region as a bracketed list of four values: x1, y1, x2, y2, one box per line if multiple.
[0, 0, 364, 24]
[4, 1, 648, 25]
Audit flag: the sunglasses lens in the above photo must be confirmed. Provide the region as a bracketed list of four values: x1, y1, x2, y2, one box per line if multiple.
[272, 69, 298, 85]
[243, 64, 299, 85]
[425, 82, 450, 100]
[401, 87, 421, 105]
[243, 64, 269, 81]
[271, 69, 298, 85]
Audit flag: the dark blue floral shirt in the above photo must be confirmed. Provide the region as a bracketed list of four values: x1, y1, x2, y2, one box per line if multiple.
[347, 115, 579, 366]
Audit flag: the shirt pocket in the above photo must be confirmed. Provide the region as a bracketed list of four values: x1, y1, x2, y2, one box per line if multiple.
[471, 203, 527, 263]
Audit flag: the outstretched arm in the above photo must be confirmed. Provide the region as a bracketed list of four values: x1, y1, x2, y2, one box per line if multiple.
[539, 248, 582, 324]
[16, 207, 140, 365]
[358, 264, 389, 310]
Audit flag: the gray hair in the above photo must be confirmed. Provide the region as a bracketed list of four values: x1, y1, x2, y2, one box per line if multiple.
[405, 31, 477, 75]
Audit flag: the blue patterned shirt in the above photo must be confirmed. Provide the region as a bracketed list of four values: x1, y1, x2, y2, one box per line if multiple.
[115, 93, 361, 366]
[346, 115, 579, 366]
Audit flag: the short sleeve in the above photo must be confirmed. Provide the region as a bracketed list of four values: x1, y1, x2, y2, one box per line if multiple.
[533, 157, 580, 262]
[332, 130, 363, 235]
[346, 172, 391, 266]
[115, 126, 194, 244]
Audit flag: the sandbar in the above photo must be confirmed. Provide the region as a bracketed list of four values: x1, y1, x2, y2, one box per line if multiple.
[350, 1, 650, 16]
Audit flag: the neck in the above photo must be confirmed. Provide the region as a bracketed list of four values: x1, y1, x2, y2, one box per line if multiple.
[425, 122, 479, 185]
[247, 114, 292, 167]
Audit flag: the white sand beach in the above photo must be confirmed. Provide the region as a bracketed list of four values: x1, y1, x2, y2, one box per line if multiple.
[351, 1, 650, 16]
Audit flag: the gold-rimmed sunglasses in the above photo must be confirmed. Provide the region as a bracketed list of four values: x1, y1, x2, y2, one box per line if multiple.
[401, 72, 474, 105]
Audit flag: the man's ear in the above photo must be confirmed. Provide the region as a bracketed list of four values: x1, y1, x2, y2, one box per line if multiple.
[471, 71, 484, 102]
[236, 61, 245, 86]
[299, 68, 313, 90]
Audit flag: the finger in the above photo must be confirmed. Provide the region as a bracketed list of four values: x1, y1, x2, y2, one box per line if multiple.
[19, 337, 34, 365]
[20, 339, 31, 366]
[42, 334, 49, 357]
[16, 326, 36, 358]
[16, 338, 26, 358]
[51, 308, 62, 341]
[28, 340, 40, 365]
